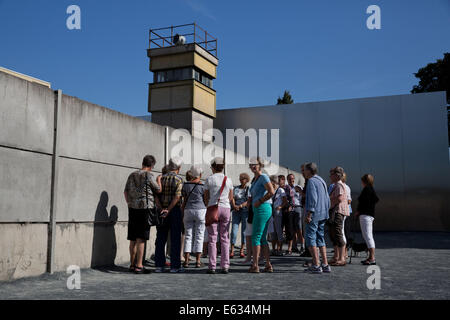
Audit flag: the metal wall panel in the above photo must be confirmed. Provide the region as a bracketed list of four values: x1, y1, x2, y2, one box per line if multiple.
[358, 95, 406, 230]
[317, 99, 361, 193]
[215, 92, 450, 231]
[400, 92, 450, 231]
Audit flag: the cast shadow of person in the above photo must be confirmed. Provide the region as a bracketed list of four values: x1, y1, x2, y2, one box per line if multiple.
[91, 191, 127, 272]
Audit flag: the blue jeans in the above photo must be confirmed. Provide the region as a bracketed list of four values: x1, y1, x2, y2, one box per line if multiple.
[305, 219, 326, 248]
[230, 209, 248, 245]
[155, 205, 182, 269]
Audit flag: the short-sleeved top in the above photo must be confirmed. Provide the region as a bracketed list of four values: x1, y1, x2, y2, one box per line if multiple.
[205, 173, 234, 208]
[182, 182, 206, 210]
[272, 187, 286, 209]
[286, 184, 302, 207]
[249, 174, 271, 206]
[328, 183, 335, 195]
[357, 186, 379, 217]
[124, 170, 160, 209]
[330, 181, 350, 216]
[160, 171, 183, 208]
[343, 182, 352, 214]
[233, 185, 250, 207]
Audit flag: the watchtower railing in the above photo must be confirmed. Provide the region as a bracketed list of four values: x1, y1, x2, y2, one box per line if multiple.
[149, 23, 218, 58]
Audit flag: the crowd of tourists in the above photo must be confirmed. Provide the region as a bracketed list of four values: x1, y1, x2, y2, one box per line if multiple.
[124, 155, 379, 274]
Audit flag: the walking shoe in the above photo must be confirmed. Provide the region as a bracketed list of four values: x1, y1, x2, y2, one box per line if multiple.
[154, 267, 165, 273]
[207, 269, 216, 274]
[321, 264, 331, 273]
[304, 265, 322, 274]
[220, 269, 229, 274]
[170, 268, 185, 273]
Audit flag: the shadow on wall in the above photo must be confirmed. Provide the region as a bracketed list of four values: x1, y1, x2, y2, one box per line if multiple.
[91, 191, 118, 268]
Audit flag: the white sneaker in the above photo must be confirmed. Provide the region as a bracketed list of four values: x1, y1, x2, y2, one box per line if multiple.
[321, 264, 331, 273]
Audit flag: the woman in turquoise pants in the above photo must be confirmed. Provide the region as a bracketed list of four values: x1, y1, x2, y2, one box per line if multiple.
[248, 157, 275, 273]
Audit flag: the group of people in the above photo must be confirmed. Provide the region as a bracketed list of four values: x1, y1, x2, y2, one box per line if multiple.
[124, 155, 379, 274]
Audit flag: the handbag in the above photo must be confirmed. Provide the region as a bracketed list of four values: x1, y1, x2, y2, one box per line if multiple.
[247, 203, 254, 224]
[246, 176, 261, 224]
[205, 176, 227, 227]
[327, 205, 339, 225]
[144, 172, 165, 227]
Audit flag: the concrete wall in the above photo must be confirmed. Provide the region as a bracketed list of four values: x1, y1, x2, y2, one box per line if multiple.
[0, 69, 299, 281]
[215, 92, 450, 232]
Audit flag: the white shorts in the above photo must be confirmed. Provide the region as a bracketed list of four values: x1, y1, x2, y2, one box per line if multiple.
[244, 222, 253, 237]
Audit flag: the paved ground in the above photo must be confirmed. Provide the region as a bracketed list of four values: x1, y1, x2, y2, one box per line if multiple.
[1, 232, 450, 300]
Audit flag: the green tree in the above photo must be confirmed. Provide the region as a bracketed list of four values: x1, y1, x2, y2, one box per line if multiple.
[277, 90, 294, 105]
[411, 53, 450, 145]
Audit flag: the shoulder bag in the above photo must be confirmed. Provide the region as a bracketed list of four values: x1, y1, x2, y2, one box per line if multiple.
[145, 172, 165, 227]
[181, 183, 199, 214]
[205, 176, 227, 227]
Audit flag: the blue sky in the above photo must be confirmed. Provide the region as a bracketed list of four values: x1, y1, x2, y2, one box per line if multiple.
[0, 0, 449, 116]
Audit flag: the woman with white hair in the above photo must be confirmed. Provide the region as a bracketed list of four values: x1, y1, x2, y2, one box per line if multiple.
[182, 165, 207, 268]
[155, 156, 185, 273]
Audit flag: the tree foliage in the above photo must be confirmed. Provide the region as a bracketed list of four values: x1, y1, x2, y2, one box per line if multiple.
[411, 52, 450, 104]
[411, 53, 450, 145]
[277, 90, 294, 105]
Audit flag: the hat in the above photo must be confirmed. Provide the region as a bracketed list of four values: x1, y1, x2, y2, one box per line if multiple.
[190, 165, 203, 178]
[249, 156, 259, 165]
[210, 157, 224, 165]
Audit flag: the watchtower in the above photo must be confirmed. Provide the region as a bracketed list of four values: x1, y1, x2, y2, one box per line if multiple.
[147, 23, 218, 138]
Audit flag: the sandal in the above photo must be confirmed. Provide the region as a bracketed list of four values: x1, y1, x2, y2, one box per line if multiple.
[248, 266, 260, 273]
[230, 251, 234, 259]
[129, 265, 135, 272]
[328, 258, 338, 265]
[240, 251, 245, 258]
[330, 261, 347, 266]
[134, 267, 150, 274]
[361, 259, 376, 265]
[182, 262, 189, 268]
[264, 265, 274, 273]
[285, 250, 292, 256]
[195, 262, 204, 268]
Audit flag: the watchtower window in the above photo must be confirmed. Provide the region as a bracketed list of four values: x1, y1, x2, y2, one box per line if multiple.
[154, 67, 213, 89]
